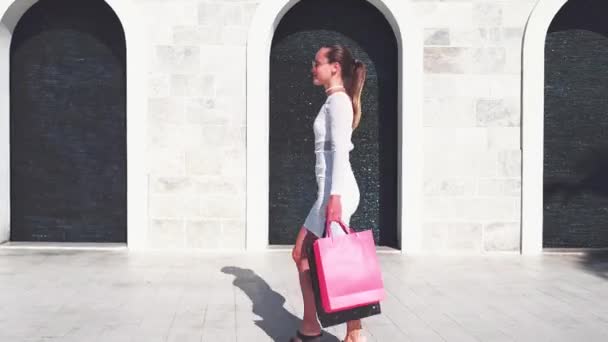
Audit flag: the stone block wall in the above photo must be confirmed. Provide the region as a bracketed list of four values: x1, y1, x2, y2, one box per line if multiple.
[137, 0, 540, 253]
[417, 0, 537, 252]
[141, 0, 258, 250]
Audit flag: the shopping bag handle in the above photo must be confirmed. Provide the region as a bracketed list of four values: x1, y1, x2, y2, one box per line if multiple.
[324, 219, 355, 238]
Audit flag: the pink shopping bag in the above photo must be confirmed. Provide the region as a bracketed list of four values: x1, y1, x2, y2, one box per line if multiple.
[312, 220, 385, 313]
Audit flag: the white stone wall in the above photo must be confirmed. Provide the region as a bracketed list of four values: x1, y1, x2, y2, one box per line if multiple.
[417, 0, 537, 253]
[138, 0, 538, 252]
[141, 0, 258, 250]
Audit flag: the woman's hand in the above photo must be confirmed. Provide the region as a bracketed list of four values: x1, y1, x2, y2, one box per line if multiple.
[326, 194, 342, 223]
[292, 227, 307, 265]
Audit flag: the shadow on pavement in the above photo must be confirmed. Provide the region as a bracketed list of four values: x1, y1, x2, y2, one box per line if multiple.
[222, 266, 340, 341]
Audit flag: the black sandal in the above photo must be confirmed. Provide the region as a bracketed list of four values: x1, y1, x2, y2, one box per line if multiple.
[289, 330, 322, 341]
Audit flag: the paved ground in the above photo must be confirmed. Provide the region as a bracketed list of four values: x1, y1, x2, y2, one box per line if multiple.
[0, 247, 607, 342]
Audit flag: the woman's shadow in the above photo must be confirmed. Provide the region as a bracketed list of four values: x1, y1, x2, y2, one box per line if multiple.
[221, 266, 340, 341]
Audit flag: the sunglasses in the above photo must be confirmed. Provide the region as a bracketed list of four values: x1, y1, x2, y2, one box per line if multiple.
[312, 60, 331, 68]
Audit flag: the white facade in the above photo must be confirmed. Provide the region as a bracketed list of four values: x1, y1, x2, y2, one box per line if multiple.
[0, 0, 578, 254]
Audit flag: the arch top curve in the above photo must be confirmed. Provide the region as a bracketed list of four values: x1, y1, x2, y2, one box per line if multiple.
[1, 0, 142, 41]
[523, 0, 569, 52]
[247, 0, 421, 52]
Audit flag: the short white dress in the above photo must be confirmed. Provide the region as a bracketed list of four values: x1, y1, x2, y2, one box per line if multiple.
[303, 91, 360, 238]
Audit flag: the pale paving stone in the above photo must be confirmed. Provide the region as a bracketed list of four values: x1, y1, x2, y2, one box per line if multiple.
[3, 249, 603, 341]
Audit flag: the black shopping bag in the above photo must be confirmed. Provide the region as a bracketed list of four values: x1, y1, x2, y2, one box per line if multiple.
[306, 242, 381, 328]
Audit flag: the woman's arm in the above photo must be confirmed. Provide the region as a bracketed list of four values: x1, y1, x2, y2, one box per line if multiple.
[325, 93, 353, 223]
[327, 93, 354, 196]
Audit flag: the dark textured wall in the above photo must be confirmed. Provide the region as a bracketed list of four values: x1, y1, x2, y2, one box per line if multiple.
[10, 0, 127, 242]
[269, 0, 398, 246]
[544, 0, 608, 248]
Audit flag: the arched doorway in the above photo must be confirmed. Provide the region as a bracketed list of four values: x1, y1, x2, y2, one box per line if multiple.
[543, 0, 608, 248]
[268, 0, 399, 247]
[9, 0, 127, 242]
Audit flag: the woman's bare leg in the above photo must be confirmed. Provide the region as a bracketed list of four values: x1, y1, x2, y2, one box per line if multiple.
[344, 319, 365, 342]
[292, 227, 322, 336]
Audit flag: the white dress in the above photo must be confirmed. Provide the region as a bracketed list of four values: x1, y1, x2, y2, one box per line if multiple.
[303, 91, 360, 238]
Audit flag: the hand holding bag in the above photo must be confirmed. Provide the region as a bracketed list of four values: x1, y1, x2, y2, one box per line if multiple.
[312, 219, 385, 313]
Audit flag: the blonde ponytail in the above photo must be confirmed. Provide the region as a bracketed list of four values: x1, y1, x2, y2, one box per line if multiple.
[347, 59, 366, 129]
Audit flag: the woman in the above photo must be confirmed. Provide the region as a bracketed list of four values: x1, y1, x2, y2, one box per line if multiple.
[290, 44, 367, 342]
